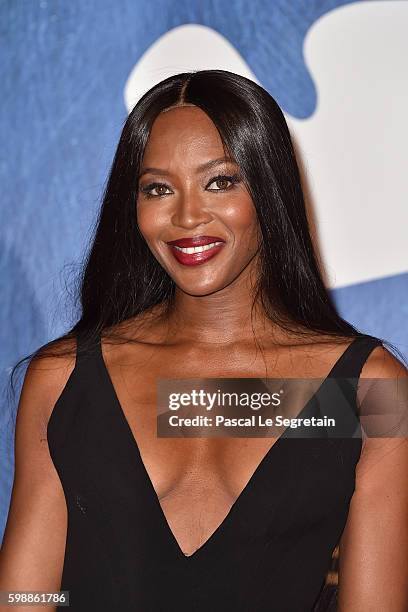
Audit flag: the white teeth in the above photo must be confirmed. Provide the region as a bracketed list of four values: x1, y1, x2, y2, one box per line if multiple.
[173, 241, 223, 254]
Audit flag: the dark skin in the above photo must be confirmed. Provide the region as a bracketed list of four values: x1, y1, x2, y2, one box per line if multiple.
[114, 104, 348, 554]
[137, 103, 263, 341]
[0, 104, 406, 611]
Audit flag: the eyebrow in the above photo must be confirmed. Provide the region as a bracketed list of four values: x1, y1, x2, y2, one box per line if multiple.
[138, 156, 238, 179]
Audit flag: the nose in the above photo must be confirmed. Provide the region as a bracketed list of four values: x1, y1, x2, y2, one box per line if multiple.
[171, 190, 213, 230]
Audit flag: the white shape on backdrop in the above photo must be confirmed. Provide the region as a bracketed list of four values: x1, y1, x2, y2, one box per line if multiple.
[124, 3, 408, 289]
[291, 0, 408, 288]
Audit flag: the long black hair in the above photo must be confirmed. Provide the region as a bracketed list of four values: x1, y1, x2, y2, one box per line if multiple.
[7, 69, 406, 404]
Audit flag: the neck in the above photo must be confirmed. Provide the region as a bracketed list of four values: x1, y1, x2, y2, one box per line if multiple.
[164, 267, 276, 346]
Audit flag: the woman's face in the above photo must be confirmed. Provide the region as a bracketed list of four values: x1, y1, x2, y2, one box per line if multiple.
[137, 105, 261, 296]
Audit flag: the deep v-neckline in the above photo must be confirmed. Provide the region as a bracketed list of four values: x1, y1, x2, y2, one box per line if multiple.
[95, 335, 360, 561]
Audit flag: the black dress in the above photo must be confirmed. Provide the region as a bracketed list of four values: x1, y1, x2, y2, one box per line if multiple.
[47, 332, 383, 611]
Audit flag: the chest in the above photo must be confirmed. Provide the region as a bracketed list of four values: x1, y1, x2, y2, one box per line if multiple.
[72, 342, 357, 556]
[74, 387, 360, 558]
[98, 341, 325, 501]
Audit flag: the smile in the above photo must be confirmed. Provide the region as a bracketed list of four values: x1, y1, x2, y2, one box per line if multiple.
[173, 241, 224, 254]
[168, 241, 225, 266]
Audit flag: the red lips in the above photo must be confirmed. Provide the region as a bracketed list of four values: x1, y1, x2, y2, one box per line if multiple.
[165, 235, 226, 267]
[166, 235, 225, 248]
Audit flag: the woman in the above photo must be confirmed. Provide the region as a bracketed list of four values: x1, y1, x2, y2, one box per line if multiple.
[0, 70, 407, 611]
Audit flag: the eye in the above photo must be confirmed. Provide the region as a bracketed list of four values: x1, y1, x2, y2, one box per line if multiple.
[206, 174, 240, 192]
[139, 173, 241, 198]
[139, 182, 173, 198]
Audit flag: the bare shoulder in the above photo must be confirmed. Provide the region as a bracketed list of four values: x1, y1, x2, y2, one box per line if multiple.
[298, 334, 408, 379]
[356, 343, 408, 478]
[0, 338, 73, 590]
[360, 342, 408, 378]
[20, 336, 78, 430]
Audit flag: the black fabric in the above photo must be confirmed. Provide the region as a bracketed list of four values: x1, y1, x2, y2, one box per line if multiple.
[47, 333, 383, 611]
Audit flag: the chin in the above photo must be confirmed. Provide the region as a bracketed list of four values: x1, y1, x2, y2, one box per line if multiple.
[174, 279, 228, 297]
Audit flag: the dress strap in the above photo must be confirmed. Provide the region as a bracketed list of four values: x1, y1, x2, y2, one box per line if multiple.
[74, 330, 101, 367]
[329, 334, 383, 379]
[318, 335, 384, 433]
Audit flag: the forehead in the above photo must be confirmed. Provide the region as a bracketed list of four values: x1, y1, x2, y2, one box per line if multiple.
[142, 105, 227, 164]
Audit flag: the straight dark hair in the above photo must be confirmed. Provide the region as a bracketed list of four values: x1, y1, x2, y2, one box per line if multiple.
[7, 69, 406, 405]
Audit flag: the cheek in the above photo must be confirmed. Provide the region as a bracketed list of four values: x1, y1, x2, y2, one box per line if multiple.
[136, 201, 166, 242]
[223, 197, 259, 239]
